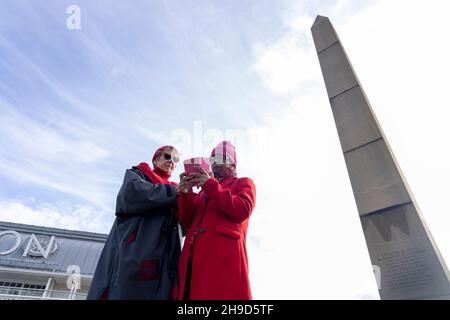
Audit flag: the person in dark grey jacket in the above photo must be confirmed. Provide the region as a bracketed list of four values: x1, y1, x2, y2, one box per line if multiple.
[87, 145, 181, 300]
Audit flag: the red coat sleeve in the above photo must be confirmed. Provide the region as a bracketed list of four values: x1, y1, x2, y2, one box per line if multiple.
[177, 191, 197, 229]
[202, 177, 256, 223]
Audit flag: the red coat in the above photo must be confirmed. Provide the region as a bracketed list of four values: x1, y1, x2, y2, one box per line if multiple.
[176, 176, 256, 300]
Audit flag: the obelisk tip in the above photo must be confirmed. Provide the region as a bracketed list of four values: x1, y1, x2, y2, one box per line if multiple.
[311, 15, 330, 30]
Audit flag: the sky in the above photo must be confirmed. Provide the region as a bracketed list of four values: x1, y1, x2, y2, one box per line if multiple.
[1, 0, 449, 299]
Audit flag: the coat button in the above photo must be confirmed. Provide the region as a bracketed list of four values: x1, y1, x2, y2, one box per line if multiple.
[198, 228, 205, 233]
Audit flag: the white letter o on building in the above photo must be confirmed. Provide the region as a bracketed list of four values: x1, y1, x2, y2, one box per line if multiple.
[0, 230, 22, 255]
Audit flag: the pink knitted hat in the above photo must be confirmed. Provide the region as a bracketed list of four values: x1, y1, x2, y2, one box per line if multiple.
[210, 140, 236, 165]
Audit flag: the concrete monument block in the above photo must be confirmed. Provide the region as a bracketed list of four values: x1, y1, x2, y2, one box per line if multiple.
[330, 86, 383, 152]
[317, 43, 359, 98]
[344, 139, 411, 215]
[362, 204, 450, 299]
[311, 15, 340, 53]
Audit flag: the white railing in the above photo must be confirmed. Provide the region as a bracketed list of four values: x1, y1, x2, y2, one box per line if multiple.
[0, 286, 87, 300]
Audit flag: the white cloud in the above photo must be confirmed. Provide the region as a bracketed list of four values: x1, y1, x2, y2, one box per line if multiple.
[0, 100, 113, 209]
[239, 87, 380, 299]
[0, 110, 110, 165]
[251, 26, 317, 95]
[0, 201, 110, 234]
[202, 37, 224, 57]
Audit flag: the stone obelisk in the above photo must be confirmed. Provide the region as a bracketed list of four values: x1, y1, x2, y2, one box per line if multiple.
[311, 15, 450, 299]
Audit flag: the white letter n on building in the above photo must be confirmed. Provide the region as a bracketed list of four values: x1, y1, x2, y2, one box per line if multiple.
[22, 234, 56, 259]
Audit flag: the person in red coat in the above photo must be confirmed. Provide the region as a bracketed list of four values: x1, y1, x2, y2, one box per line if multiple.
[176, 141, 256, 300]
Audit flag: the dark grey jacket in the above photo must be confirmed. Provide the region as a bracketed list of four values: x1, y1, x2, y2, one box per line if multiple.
[87, 167, 180, 300]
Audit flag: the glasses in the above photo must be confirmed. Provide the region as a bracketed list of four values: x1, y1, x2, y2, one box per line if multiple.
[163, 153, 180, 163]
[209, 154, 234, 165]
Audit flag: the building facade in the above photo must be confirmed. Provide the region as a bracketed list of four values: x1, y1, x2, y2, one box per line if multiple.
[0, 221, 107, 300]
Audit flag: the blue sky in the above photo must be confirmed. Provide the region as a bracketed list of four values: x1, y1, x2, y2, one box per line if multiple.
[1, 0, 450, 299]
[0, 0, 294, 215]
[0, 1, 263, 210]
[0, 0, 354, 228]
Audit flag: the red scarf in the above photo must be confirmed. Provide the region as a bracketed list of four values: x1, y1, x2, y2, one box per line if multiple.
[133, 162, 178, 187]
